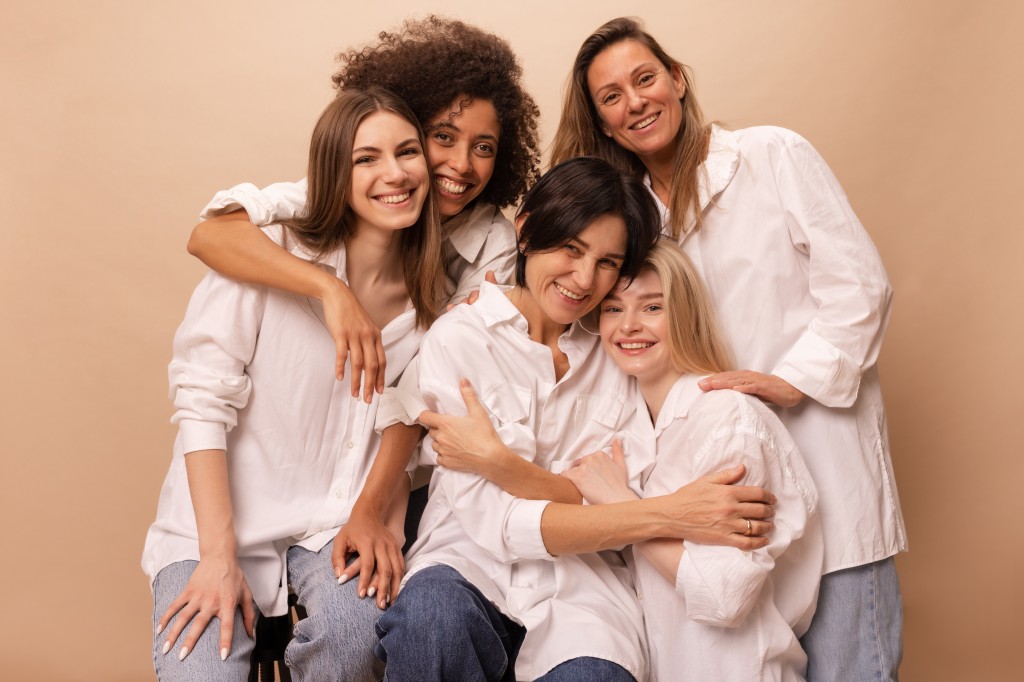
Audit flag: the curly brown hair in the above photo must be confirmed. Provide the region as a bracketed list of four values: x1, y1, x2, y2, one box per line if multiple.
[332, 16, 541, 209]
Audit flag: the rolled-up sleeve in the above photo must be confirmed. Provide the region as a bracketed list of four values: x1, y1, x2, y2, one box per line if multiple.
[168, 270, 266, 454]
[199, 178, 308, 225]
[770, 133, 892, 408]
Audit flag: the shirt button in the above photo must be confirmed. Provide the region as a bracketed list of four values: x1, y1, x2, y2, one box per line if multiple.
[346, 442, 354, 448]
[335, 489, 344, 498]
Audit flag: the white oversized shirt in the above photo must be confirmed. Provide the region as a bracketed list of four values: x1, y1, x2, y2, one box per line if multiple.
[653, 125, 907, 572]
[403, 282, 653, 681]
[141, 226, 423, 617]
[633, 375, 823, 681]
[200, 178, 518, 302]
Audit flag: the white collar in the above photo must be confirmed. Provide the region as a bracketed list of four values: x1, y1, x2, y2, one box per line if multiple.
[444, 201, 501, 264]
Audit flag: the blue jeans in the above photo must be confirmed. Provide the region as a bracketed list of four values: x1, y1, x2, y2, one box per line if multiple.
[375, 565, 525, 681]
[151, 540, 382, 681]
[534, 657, 634, 681]
[800, 556, 903, 681]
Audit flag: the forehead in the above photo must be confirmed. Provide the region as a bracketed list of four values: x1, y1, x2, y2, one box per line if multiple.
[587, 40, 663, 88]
[611, 268, 662, 298]
[353, 110, 419, 146]
[574, 213, 628, 250]
[428, 96, 500, 135]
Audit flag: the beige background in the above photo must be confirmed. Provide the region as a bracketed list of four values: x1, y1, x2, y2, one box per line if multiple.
[3, 1, 1021, 679]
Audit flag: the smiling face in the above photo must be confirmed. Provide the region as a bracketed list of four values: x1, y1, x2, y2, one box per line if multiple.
[599, 268, 679, 389]
[587, 40, 685, 165]
[520, 213, 628, 328]
[347, 111, 430, 236]
[425, 96, 500, 219]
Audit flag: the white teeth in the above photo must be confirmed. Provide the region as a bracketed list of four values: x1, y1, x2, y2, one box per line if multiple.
[436, 177, 468, 194]
[555, 283, 585, 301]
[377, 191, 411, 204]
[631, 114, 658, 130]
[620, 342, 653, 350]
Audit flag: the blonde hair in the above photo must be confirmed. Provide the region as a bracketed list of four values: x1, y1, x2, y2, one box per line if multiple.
[283, 86, 446, 328]
[550, 17, 711, 240]
[644, 241, 732, 374]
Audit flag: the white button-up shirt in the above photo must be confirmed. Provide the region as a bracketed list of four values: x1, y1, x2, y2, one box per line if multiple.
[141, 226, 423, 617]
[633, 375, 823, 681]
[652, 125, 908, 573]
[403, 282, 653, 681]
[200, 179, 518, 302]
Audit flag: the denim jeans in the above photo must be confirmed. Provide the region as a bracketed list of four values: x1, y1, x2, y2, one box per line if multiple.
[151, 540, 382, 681]
[534, 657, 634, 681]
[800, 556, 903, 681]
[375, 565, 526, 681]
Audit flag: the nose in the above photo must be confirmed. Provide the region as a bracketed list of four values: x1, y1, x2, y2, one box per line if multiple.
[383, 155, 410, 183]
[445, 145, 472, 175]
[572, 257, 597, 290]
[621, 307, 641, 332]
[626, 87, 647, 113]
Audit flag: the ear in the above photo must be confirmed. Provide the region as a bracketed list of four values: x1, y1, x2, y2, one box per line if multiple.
[514, 212, 528, 237]
[670, 64, 686, 99]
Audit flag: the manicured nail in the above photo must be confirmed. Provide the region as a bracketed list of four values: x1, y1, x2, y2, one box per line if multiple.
[367, 586, 377, 598]
[337, 573, 349, 585]
[161, 641, 171, 655]
[155, 623, 164, 636]
[178, 646, 189, 661]
[358, 588, 366, 598]
[220, 647, 228, 661]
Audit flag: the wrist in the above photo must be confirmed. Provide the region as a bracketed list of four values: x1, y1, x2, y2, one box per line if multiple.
[316, 272, 350, 302]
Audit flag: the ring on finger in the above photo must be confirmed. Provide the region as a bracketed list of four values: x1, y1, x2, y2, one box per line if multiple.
[744, 519, 753, 536]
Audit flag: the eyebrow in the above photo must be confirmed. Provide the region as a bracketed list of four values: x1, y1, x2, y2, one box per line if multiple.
[428, 121, 498, 142]
[573, 235, 626, 261]
[352, 138, 420, 154]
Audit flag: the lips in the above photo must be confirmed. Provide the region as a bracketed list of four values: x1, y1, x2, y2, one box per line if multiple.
[554, 282, 586, 302]
[629, 113, 659, 131]
[618, 341, 654, 349]
[375, 189, 413, 205]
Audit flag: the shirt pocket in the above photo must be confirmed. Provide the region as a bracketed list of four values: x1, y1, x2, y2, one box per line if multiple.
[480, 383, 533, 424]
[565, 392, 626, 453]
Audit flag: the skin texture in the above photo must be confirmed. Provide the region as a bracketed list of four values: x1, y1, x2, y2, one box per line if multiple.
[425, 98, 500, 219]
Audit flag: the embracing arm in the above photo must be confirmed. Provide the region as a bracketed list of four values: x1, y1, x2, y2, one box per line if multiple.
[156, 449, 256, 661]
[188, 211, 385, 401]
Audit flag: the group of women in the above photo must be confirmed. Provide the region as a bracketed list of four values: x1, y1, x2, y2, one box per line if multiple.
[143, 15, 907, 682]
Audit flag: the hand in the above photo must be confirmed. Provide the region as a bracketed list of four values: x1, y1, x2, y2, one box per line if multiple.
[418, 379, 509, 478]
[446, 271, 499, 311]
[332, 507, 405, 610]
[699, 371, 805, 408]
[660, 464, 777, 551]
[321, 280, 386, 403]
[563, 439, 638, 505]
[157, 555, 256, 661]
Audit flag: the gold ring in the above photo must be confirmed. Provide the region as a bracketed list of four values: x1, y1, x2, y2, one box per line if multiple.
[745, 519, 753, 536]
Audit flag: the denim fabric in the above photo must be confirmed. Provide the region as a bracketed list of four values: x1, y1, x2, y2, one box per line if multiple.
[285, 541, 384, 681]
[151, 560, 256, 682]
[800, 556, 903, 681]
[534, 656, 635, 681]
[375, 565, 526, 681]
[152, 540, 382, 681]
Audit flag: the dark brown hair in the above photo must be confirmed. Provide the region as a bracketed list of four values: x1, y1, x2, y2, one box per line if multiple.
[333, 16, 541, 209]
[550, 17, 711, 239]
[282, 86, 445, 328]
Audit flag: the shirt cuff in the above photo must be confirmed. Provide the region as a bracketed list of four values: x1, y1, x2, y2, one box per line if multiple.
[771, 329, 861, 408]
[178, 418, 228, 454]
[199, 183, 274, 224]
[374, 386, 428, 433]
[504, 498, 553, 561]
[676, 545, 763, 627]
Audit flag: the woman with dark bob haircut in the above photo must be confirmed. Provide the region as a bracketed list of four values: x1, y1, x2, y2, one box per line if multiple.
[377, 156, 701, 680]
[182, 16, 541, 607]
[552, 16, 906, 681]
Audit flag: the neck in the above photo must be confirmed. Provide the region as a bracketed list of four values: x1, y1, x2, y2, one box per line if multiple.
[638, 367, 683, 422]
[640, 147, 677, 205]
[344, 220, 404, 289]
[506, 286, 570, 346]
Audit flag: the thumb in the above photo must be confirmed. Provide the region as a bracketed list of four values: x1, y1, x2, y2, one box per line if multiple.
[699, 463, 746, 485]
[417, 410, 440, 428]
[484, 270, 498, 285]
[459, 379, 486, 416]
[610, 438, 626, 468]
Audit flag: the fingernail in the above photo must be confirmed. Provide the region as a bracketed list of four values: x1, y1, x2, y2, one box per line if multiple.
[358, 588, 366, 598]
[221, 647, 228, 661]
[161, 641, 171, 655]
[155, 623, 164, 636]
[338, 573, 349, 585]
[178, 646, 189, 661]
[367, 586, 377, 598]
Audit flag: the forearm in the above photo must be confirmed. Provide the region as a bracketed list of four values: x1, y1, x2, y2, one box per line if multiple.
[487, 451, 583, 504]
[188, 215, 342, 300]
[183, 449, 238, 558]
[635, 538, 685, 585]
[540, 495, 679, 555]
[353, 423, 422, 517]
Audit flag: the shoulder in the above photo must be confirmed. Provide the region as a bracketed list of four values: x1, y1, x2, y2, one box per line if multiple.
[728, 125, 826, 169]
[420, 299, 491, 353]
[689, 388, 792, 447]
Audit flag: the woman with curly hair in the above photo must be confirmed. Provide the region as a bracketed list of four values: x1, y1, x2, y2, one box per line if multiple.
[185, 16, 541, 609]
